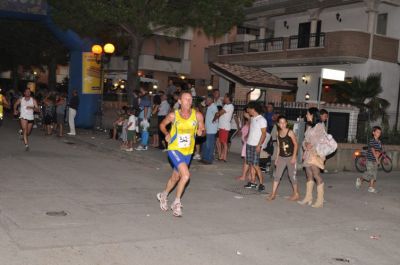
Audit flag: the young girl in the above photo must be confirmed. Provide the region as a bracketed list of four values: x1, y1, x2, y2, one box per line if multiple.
[267, 115, 299, 201]
[236, 111, 250, 181]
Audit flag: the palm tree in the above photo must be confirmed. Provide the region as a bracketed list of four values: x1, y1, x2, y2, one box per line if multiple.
[333, 73, 390, 122]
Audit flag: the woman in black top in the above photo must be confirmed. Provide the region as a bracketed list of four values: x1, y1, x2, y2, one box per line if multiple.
[267, 115, 299, 201]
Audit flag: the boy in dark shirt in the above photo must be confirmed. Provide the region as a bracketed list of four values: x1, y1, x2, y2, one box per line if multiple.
[356, 126, 382, 193]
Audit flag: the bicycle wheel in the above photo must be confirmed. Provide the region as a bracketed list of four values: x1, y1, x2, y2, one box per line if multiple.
[381, 156, 393, 173]
[355, 156, 367, 173]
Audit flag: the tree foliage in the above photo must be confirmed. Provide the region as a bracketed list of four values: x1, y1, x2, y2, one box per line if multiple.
[47, 0, 253, 103]
[333, 73, 390, 121]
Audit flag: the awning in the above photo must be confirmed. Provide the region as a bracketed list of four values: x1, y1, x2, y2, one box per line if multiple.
[210, 62, 293, 90]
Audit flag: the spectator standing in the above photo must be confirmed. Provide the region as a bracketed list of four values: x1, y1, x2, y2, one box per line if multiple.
[165, 80, 176, 96]
[43, 93, 56, 136]
[320, 108, 329, 131]
[136, 87, 151, 151]
[55, 93, 66, 137]
[150, 94, 161, 147]
[201, 96, 218, 164]
[158, 93, 171, 149]
[172, 92, 180, 110]
[236, 111, 251, 181]
[212, 89, 223, 107]
[125, 109, 137, 152]
[67, 90, 79, 136]
[188, 83, 196, 97]
[263, 103, 275, 133]
[243, 101, 267, 192]
[214, 94, 234, 162]
[298, 107, 326, 208]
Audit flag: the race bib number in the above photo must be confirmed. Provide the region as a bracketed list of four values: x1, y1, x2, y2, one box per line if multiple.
[178, 134, 191, 148]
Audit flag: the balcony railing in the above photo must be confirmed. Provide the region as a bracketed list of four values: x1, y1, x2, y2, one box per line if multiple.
[218, 33, 325, 55]
[289, 33, 325, 49]
[248, 37, 284, 52]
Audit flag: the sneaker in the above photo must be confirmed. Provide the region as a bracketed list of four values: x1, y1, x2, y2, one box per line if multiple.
[193, 154, 201, 160]
[368, 187, 377, 193]
[170, 200, 183, 217]
[135, 145, 147, 151]
[355, 178, 362, 189]
[125, 148, 133, 152]
[156, 192, 168, 211]
[67, 132, 76, 136]
[25, 145, 29, 151]
[244, 182, 257, 189]
[258, 184, 265, 192]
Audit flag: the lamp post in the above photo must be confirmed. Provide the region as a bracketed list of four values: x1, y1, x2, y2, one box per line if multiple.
[91, 43, 115, 130]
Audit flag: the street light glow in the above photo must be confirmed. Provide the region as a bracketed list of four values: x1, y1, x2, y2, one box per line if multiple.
[91, 44, 103, 55]
[104, 43, 115, 54]
[207, 85, 213, 90]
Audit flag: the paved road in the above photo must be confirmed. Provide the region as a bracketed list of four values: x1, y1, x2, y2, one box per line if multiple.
[0, 118, 399, 265]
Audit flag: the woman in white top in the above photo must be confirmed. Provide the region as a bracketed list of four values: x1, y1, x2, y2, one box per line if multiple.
[13, 88, 39, 151]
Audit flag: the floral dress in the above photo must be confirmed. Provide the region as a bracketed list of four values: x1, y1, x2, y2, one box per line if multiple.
[302, 123, 326, 169]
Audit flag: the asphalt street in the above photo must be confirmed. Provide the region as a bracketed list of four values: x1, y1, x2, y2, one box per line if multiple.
[0, 118, 399, 265]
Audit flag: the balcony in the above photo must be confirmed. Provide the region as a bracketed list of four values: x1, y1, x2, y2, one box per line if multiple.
[209, 31, 399, 67]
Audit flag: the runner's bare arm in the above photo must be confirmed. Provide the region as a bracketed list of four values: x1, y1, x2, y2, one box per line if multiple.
[257, 127, 267, 153]
[13, 98, 21, 115]
[160, 112, 175, 142]
[1, 96, 10, 108]
[196, 111, 205, 136]
[33, 99, 40, 112]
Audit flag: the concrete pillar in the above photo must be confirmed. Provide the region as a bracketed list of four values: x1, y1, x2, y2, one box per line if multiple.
[183, 40, 190, 60]
[308, 8, 322, 47]
[364, 0, 380, 58]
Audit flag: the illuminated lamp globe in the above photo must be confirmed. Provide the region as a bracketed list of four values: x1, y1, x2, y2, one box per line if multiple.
[104, 43, 115, 54]
[91, 44, 103, 55]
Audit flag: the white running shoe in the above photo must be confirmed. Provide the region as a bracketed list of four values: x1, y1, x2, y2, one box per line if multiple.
[355, 178, 362, 189]
[157, 192, 168, 211]
[368, 187, 377, 193]
[170, 200, 183, 217]
[125, 148, 133, 152]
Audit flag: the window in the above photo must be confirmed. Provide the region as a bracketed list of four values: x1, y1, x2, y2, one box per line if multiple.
[376, 13, 388, 35]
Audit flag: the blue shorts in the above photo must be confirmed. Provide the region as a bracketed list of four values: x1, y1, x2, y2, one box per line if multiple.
[168, 150, 192, 171]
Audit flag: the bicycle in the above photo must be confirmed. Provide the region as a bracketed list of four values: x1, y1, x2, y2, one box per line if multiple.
[354, 146, 392, 173]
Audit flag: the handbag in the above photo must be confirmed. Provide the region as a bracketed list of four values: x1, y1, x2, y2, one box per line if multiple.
[315, 132, 337, 157]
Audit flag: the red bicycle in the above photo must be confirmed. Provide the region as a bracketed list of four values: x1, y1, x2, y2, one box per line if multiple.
[354, 146, 392, 173]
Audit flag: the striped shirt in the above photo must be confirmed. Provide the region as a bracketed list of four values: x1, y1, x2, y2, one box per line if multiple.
[367, 138, 382, 161]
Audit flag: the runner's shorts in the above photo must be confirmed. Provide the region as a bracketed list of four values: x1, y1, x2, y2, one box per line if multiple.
[168, 150, 192, 171]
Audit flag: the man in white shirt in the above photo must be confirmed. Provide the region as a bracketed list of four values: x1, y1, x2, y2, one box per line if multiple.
[201, 96, 219, 164]
[244, 101, 267, 191]
[157, 93, 171, 149]
[214, 94, 234, 162]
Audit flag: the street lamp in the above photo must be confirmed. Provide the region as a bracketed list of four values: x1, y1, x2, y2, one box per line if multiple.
[91, 43, 115, 130]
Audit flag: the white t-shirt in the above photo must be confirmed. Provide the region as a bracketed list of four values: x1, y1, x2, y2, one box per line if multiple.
[218, 103, 234, 130]
[247, 115, 267, 146]
[127, 115, 137, 131]
[158, 100, 170, 116]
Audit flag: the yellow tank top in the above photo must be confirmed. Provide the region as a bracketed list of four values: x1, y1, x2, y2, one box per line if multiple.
[168, 109, 198, 155]
[0, 95, 3, 119]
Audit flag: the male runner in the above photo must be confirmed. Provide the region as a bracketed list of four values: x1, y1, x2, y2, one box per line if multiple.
[157, 92, 204, 217]
[13, 88, 39, 151]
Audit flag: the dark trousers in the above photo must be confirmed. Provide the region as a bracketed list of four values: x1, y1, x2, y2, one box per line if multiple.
[202, 133, 216, 163]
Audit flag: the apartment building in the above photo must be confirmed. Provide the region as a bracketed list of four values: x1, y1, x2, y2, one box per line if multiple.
[208, 0, 400, 132]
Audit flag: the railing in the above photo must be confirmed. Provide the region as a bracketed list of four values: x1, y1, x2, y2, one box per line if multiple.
[248, 37, 284, 52]
[218, 34, 325, 55]
[288, 33, 325, 49]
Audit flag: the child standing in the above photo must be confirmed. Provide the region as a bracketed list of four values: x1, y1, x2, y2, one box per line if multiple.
[356, 126, 382, 193]
[236, 112, 250, 181]
[125, 109, 137, 152]
[267, 115, 299, 201]
[120, 114, 129, 150]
